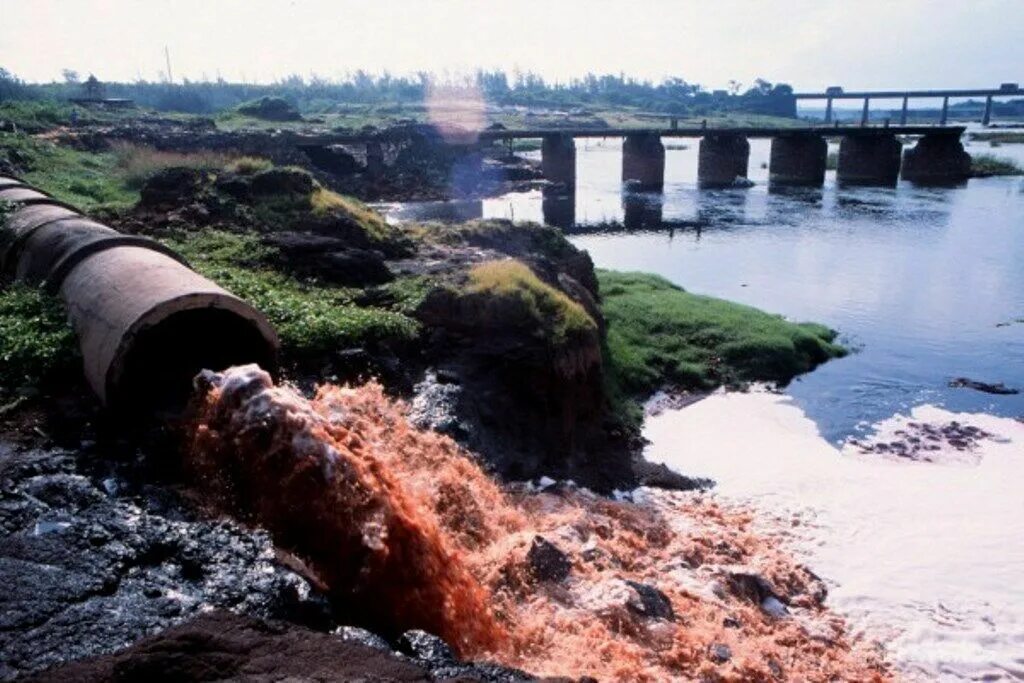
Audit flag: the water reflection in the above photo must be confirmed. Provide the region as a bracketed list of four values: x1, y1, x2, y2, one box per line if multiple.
[540, 186, 575, 228]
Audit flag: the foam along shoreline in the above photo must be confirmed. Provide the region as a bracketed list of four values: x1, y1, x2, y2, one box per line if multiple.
[643, 388, 1024, 680]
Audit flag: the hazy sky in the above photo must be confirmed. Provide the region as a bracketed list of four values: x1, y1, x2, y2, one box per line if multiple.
[2, 0, 1022, 91]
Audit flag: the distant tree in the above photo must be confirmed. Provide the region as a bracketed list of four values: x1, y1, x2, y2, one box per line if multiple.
[82, 74, 104, 99]
[62, 69, 80, 85]
[727, 80, 742, 96]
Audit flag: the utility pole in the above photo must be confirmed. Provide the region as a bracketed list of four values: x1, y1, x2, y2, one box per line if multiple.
[164, 46, 174, 85]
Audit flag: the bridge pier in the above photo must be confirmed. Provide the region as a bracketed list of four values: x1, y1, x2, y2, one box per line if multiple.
[983, 95, 993, 126]
[698, 134, 750, 188]
[769, 135, 827, 187]
[900, 96, 909, 125]
[901, 134, 971, 185]
[541, 134, 576, 187]
[622, 133, 665, 190]
[836, 135, 902, 187]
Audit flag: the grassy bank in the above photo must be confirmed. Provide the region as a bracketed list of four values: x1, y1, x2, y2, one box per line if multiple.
[599, 270, 845, 418]
[160, 230, 421, 360]
[970, 154, 1024, 177]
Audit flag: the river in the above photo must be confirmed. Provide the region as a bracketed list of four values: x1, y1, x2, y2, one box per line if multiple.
[381, 129, 1024, 680]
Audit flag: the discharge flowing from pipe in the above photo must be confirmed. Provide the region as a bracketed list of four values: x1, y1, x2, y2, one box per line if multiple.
[185, 365, 890, 681]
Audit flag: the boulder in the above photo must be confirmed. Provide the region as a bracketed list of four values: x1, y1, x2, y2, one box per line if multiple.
[623, 580, 674, 620]
[262, 232, 393, 286]
[28, 611, 428, 682]
[250, 167, 315, 196]
[527, 536, 571, 582]
[139, 167, 208, 208]
[397, 629, 456, 666]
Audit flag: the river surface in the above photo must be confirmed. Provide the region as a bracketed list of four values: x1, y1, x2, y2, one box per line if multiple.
[381, 129, 1024, 680]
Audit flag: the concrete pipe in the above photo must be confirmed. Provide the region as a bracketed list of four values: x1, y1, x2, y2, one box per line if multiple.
[0, 186, 72, 208]
[12, 216, 188, 290]
[0, 204, 80, 272]
[1, 180, 279, 412]
[60, 246, 278, 410]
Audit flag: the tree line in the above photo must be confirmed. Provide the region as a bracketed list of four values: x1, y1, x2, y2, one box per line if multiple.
[0, 67, 796, 116]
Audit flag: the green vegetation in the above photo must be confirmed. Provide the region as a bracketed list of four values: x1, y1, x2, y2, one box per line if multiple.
[970, 154, 1024, 177]
[159, 230, 419, 358]
[0, 285, 78, 393]
[465, 260, 597, 345]
[110, 142, 235, 188]
[0, 132, 137, 209]
[598, 270, 845, 399]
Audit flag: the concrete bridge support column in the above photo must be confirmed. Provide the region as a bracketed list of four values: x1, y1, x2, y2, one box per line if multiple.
[698, 134, 750, 188]
[825, 97, 833, 124]
[940, 97, 949, 125]
[836, 135, 902, 187]
[900, 97, 909, 125]
[541, 134, 576, 188]
[622, 133, 665, 190]
[983, 96, 993, 126]
[768, 135, 828, 187]
[860, 98, 870, 126]
[901, 134, 971, 185]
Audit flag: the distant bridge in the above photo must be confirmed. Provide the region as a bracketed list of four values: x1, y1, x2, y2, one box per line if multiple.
[296, 124, 970, 191]
[792, 84, 1022, 125]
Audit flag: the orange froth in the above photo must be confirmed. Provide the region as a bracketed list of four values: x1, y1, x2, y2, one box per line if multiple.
[186, 366, 890, 680]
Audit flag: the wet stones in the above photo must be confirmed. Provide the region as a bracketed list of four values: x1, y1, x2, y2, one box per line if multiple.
[948, 377, 1019, 395]
[397, 629, 456, 665]
[721, 572, 789, 618]
[624, 580, 675, 620]
[848, 419, 996, 462]
[0, 444, 321, 679]
[527, 536, 572, 582]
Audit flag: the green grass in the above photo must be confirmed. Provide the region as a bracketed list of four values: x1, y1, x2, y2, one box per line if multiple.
[969, 131, 1024, 144]
[0, 132, 138, 210]
[970, 154, 1024, 177]
[159, 230, 419, 358]
[464, 260, 597, 346]
[0, 285, 78, 393]
[598, 270, 846, 398]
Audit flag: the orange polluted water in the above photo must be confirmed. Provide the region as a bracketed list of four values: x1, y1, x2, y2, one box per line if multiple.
[185, 365, 889, 681]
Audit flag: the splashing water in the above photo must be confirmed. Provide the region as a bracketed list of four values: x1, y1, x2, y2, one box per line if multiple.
[185, 365, 889, 680]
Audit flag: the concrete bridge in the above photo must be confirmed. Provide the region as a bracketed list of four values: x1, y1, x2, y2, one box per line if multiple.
[296, 123, 971, 193]
[793, 84, 1022, 126]
[480, 125, 970, 190]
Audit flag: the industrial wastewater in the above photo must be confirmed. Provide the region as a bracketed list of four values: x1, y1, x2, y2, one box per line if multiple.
[385, 129, 1024, 680]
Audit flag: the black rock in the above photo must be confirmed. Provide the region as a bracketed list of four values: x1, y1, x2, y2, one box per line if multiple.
[397, 629, 456, 665]
[709, 643, 732, 663]
[139, 167, 207, 208]
[948, 377, 1019, 395]
[526, 536, 571, 582]
[250, 167, 315, 196]
[624, 580, 674, 620]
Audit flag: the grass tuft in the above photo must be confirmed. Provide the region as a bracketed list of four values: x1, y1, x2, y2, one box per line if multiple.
[111, 142, 234, 188]
[466, 259, 596, 345]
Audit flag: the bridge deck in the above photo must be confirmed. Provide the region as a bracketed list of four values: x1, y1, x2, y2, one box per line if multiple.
[293, 125, 965, 146]
[476, 125, 964, 140]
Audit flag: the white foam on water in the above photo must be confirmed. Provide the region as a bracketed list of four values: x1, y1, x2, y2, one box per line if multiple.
[643, 389, 1024, 681]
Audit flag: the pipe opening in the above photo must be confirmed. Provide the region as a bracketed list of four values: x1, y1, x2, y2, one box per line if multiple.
[111, 307, 277, 414]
